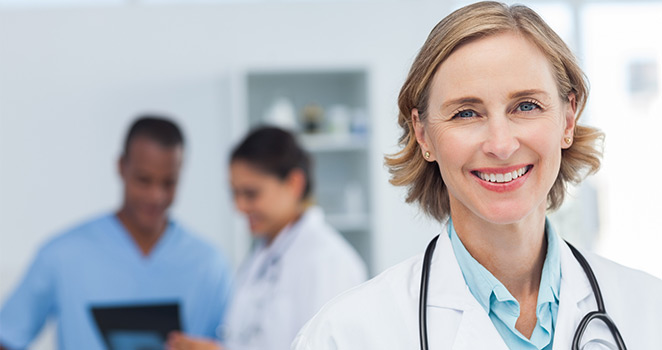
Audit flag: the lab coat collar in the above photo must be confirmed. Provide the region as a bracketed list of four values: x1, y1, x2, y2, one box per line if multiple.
[248, 209, 307, 281]
[421, 228, 608, 350]
[424, 231, 616, 349]
[421, 231, 510, 350]
[296, 205, 325, 233]
[255, 206, 324, 271]
[422, 230, 478, 310]
[553, 239, 611, 349]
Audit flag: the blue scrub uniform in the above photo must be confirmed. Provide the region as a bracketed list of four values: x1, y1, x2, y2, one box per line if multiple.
[0, 214, 232, 349]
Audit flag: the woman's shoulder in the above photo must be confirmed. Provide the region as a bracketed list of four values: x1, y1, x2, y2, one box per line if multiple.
[291, 208, 364, 261]
[326, 252, 424, 306]
[581, 251, 662, 346]
[584, 251, 662, 305]
[292, 254, 423, 349]
[585, 251, 662, 291]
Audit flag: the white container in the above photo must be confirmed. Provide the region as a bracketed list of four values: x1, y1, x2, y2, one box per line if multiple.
[264, 97, 297, 130]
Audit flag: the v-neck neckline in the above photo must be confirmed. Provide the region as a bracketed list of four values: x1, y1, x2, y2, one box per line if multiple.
[109, 214, 175, 265]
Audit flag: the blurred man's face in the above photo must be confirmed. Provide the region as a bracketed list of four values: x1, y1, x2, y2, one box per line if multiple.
[119, 137, 183, 234]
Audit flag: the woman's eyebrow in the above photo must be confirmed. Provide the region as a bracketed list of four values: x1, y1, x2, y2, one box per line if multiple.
[508, 89, 551, 100]
[440, 89, 551, 110]
[441, 97, 483, 110]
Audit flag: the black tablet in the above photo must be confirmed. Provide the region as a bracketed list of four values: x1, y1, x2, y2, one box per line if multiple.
[90, 302, 181, 350]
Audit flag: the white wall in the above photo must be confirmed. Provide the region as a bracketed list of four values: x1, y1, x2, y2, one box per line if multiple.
[0, 1, 448, 332]
[5, 2, 660, 349]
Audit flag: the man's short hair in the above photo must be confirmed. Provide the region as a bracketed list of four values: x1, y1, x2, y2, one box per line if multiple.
[123, 115, 184, 157]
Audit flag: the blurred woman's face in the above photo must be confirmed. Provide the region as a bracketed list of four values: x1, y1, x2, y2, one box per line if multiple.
[414, 31, 575, 226]
[230, 160, 301, 240]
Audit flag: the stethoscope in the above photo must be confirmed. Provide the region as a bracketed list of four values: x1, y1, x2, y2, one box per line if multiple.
[418, 235, 627, 350]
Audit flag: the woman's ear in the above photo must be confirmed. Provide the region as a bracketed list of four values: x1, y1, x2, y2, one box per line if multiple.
[412, 109, 434, 161]
[562, 93, 577, 149]
[286, 168, 307, 200]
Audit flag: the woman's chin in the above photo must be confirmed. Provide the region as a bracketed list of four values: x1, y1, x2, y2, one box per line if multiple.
[250, 228, 275, 240]
[250, 229, 265, 238]
[472, 203, 541, 226]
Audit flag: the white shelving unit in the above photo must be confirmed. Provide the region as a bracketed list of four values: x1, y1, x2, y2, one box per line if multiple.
[298, 133, 368, 153]
[232, 68, 373, 272]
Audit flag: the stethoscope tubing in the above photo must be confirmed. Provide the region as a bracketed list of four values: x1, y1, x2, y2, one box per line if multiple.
[566, 242, 627, 350]
[418, 235, 627, 350]
[419, 235, 439, 350]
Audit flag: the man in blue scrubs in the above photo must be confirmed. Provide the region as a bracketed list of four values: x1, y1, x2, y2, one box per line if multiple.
[0, 116, 232, 349]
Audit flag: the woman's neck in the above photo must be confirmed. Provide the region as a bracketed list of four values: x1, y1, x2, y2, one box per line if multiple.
[264, 205, 307, 246]
[450, 203, 547, 300]
[450, 201, 548, 338]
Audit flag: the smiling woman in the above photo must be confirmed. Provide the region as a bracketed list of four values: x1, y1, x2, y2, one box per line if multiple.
[168, 126, 367, 350]
[412, 31, 577, 227]
[292, 2, 662, 350]
[389, 10, 602, 222]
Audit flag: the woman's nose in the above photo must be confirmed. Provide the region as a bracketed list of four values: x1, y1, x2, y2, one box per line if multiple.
[481, 115, 520, 160]
[234, 195, 250, 213]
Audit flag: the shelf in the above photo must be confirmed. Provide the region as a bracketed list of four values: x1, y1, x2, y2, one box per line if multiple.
[326, 213, 370, 232]
[298, 133, 368, 153]
[238, 67, 373, 271]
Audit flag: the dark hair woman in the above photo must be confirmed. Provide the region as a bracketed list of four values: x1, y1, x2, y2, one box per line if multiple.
[168, 126, 367, 350]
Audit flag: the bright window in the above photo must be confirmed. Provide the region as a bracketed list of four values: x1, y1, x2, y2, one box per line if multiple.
[581, 2, 662, 279]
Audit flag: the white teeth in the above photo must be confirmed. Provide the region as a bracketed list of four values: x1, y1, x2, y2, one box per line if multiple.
[477, 166, 529, 183]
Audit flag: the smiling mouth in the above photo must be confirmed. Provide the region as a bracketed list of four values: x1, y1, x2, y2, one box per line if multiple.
[472, 165, 532, 184]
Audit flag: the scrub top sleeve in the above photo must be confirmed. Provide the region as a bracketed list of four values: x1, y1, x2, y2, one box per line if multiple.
[0, 245, 57, 349]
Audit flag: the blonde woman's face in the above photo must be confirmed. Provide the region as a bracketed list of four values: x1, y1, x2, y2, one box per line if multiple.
[413, 31, 575, 225]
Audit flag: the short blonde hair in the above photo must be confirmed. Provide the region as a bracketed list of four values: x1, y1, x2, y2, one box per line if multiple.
[385, 1, 604, 222]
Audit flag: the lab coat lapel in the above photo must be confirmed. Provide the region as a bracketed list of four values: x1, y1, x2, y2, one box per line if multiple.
[423, 233, 509, 350]
[257, 210, 308, 276]
[553, 242, 617, 349]
[449, 307, 509, 350]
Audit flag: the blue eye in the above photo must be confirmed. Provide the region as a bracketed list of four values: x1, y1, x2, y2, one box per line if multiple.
[453, 110, 477, 119]
[518, 102, 539, 112]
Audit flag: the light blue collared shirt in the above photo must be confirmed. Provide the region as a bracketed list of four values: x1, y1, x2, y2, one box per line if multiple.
[448, 218, 561, 350]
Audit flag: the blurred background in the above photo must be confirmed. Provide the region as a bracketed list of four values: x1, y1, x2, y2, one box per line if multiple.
[0, 0, 660, 348]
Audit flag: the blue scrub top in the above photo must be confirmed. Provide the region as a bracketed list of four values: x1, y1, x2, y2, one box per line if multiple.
[0, 214, 232, 350]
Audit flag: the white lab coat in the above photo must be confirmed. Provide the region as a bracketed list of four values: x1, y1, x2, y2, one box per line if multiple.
[293, 231, 662, 349]
[223, 206, 367, 350]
